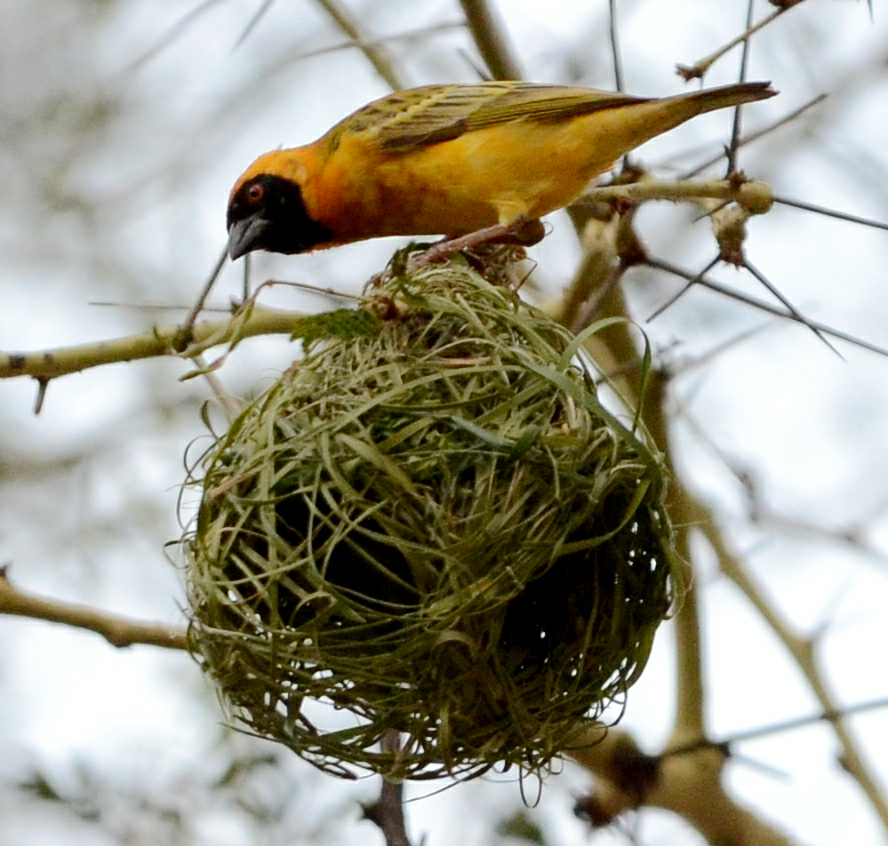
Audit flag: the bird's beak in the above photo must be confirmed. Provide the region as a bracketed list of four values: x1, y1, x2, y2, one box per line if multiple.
[228, 214, 269, 261]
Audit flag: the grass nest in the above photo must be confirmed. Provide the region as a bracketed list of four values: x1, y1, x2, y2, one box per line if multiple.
[185, 253, 679, 781]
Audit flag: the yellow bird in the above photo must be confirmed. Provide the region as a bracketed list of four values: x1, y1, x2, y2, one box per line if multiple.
[227, 80, 775, 259]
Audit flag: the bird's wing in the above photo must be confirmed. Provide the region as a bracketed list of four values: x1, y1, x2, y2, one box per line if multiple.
[326, 82, 648, 153]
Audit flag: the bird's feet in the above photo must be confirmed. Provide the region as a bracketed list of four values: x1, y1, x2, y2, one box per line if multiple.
[409, 218, 545, 266]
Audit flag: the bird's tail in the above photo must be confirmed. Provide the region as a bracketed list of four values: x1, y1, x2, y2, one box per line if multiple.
[577, 80, 776, 174]
[670, 80, 777, 115]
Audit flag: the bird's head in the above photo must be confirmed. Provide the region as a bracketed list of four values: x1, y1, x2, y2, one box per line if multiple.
[227, 152, 333, 259]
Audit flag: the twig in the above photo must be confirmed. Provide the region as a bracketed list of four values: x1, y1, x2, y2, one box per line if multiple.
[122, 0, 225, 75]
[647, 255, 719, 321]
[724, 0, 757, 174]
[570, 261, 630, 335]
[742, 256, 840, 357]
[312, 0, 405, 90]
[268, 22, 465, 78]
[232, 0, 276, 49]
[682, 93, 828, 179]
[362, 780, 412, 846]
[607, 0, 633, 171]
[0, 305, 306, 382]
[607, 0, 624, 92]
[578, 177, 774, 212]
[178, 246, 228, 347]
[570, 729, 795, 844]
[676, 0, 809, 80]
[189, 354, 242, 420]
[667, 697, 888, 758]
[0, 570, 188, 650]
[773, 194, 888, 232]
[647, 372, 708, 744]
[645, 256, 888, 358]
[559, 218, 644, 405]
[362, 732, 413, 846]
[689, 495, 888, 831]
[458, 0, 522, 80]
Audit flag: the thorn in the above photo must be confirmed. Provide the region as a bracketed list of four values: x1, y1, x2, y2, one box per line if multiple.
[647, 256, 720, 321]
[743, 257, 843, 359]
[33, 377, 49, 415]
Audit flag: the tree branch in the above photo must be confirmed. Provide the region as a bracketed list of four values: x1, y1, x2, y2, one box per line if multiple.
[362, 732, 413, 846]
[676, 0, 810, 81]
[570, 729, 796, 845]
[458, 0, 522, 80]
[0, 305, 304, 382]
[362, 779, 412, 846]
[579, 178, 773, 215]
[689, 493, 888, 832]
[644, 371, 708, 745]
[0, 570, 188, 650]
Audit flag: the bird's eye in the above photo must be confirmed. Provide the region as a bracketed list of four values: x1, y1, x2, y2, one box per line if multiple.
[246, 183, 265, 203]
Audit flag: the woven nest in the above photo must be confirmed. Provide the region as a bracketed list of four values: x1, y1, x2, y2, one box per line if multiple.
[185, 255, 678, 781]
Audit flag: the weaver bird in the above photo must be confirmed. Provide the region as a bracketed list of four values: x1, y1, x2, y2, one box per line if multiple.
[227, 80, 775, 260]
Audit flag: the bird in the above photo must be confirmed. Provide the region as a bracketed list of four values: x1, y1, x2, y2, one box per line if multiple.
[227, 80, 776, 261]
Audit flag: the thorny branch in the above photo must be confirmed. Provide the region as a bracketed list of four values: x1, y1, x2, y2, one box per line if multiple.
[0, 305, 304, 382]
[676, 0, 810, 81]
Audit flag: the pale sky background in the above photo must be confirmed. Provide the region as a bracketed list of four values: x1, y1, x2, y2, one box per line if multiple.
[2, 1, 888, 844]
